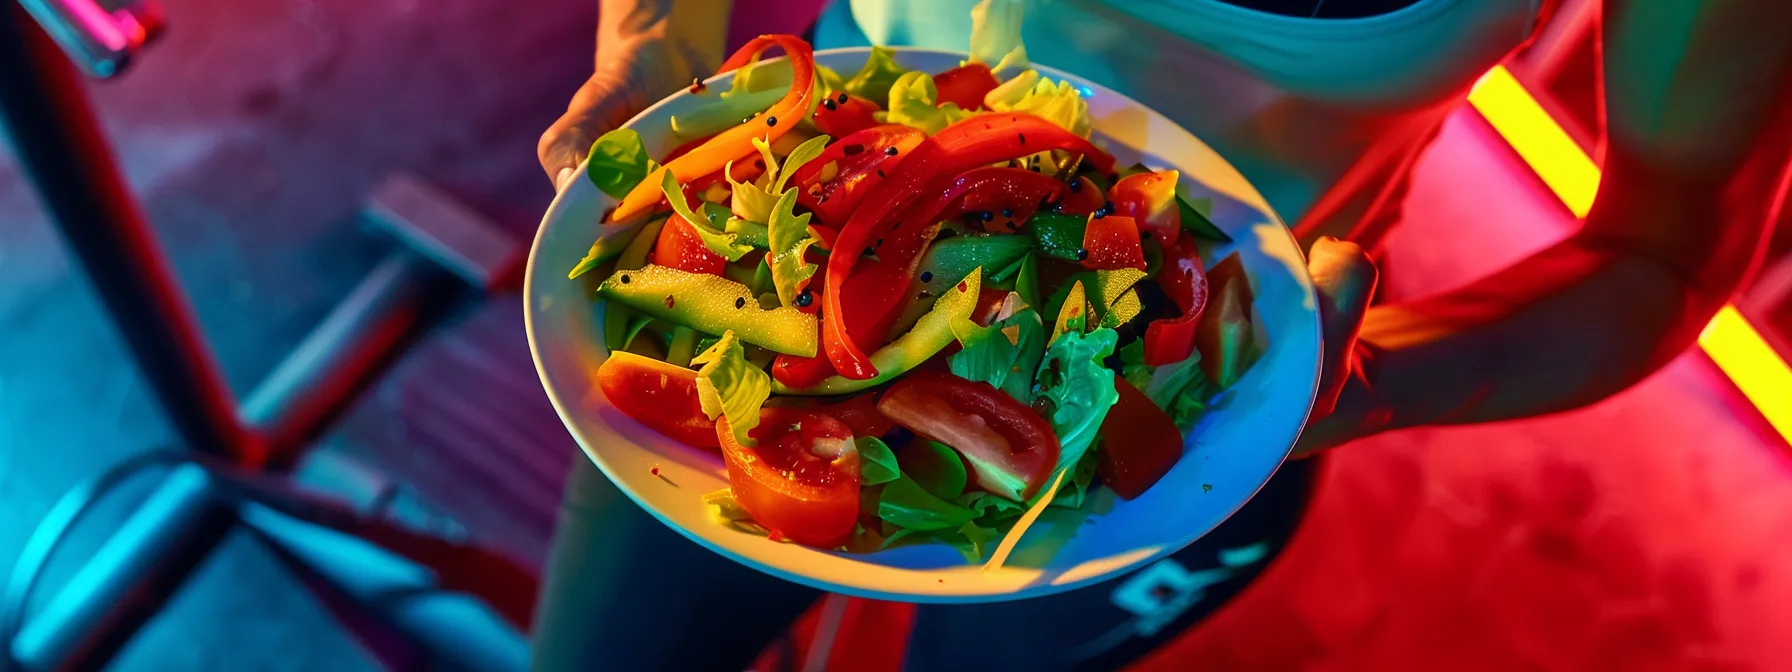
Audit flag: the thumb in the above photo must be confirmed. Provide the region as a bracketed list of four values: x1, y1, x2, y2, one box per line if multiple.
[1307, 237, 1378, 418]
[538, 73, 650, 190]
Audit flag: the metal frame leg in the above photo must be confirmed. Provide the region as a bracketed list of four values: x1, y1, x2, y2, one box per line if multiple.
[1, 4, 527, 670]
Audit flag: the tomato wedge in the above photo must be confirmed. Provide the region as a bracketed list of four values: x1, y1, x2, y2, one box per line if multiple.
[877, 372, 1061, 501]
[1097, 377, 1185, 499]
[651, 187, 727, 275]
[596, 352, 718, 449]
[792, 125, 925, 228]
[1081, 214, 1147, 271]
[812, 91, 883, 138]
[932, 63, 1000, 110]
[1109, 170, 1181, 245]
[1196, 252, 1256, 388]
[719, 408, 861, 548]
[768, 392, 896, 438]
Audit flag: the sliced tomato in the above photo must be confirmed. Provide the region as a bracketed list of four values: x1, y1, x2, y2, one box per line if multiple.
[812, 92, 883, 138]
[876, 372, 1061, 501]
[596, 352, 717, 449]
[1056, 175, 1106, 216]
[792, 125, 925, 228]
[933, 63, 1000, 110]
[1082, 214, 1147, 271]
[719, 408, 861, 548]
[1097, 376, 1184, 499]
[1195, 252, 1255, 388]
[1109, 170, 1181, 245]
[650, 189, 726, 275]
[770, 392, 897, 438]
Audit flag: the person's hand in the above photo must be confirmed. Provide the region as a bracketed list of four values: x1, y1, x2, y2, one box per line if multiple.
[1291, 237, 1389, 457]
[538, 37, 713, 191]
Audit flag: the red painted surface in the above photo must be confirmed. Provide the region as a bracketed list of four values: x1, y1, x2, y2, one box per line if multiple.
[761, 107, 1792, 672]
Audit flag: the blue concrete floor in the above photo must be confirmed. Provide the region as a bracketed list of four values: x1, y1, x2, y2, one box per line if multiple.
[1, 0, 600, 667]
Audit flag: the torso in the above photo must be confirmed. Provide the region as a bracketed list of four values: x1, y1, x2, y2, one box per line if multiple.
[817, 0, 1543, 250]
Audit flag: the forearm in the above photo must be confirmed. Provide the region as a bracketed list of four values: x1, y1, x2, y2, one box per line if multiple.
[1360, 150, 1780, 432]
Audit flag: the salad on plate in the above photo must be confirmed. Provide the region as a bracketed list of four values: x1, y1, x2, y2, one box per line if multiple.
[566, 15, 1263, 564]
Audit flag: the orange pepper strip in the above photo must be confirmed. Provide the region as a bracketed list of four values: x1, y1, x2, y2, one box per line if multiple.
[608, 34, 817, 223]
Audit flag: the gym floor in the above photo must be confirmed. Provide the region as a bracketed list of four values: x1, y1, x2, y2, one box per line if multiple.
[1, 0, 1789, 670]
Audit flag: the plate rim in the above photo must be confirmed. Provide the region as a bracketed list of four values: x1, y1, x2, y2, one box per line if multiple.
[523, 46, 1323, 603]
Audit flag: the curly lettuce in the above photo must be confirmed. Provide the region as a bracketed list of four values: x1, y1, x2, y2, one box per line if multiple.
[729, 134, 830, 224]
[880, 71, 976, 135]
[1034, 327, 1121, 475]
[660, 171, 752, 261]
[985, 70, 1091, 138]
[844, 46, 911, 104]
[766, 189, 819, 307]
[949, 294, 1046, 403]
[1117, 339, 1215, 431]
[692, 330, 772, 447]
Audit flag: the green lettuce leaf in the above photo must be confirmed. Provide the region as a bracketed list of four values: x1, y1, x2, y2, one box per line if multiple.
[660, 171, 752, 261]
[691, 330, 772, 446]
[881, 71, 974, 135]
[878, 476, 976, 532]
[904, 440, 970, 502]
[817, 64, 846, 94]
[1015, 254, 1041, 312]
[766, 190, 819, 307]
[1034, 327, 1121, 474]
[1175, 185, 1229, 242]
[1117, 339, 1215, 431]
[1049, 443, 1102, 510]
[935, 521, 1000, 562]
[957, 491, 1027, 522]
[585, 128, 653, 200]
[950, 297, 1046, 404]
[856, 436, 900, 486]
[844, 46, 911, 105]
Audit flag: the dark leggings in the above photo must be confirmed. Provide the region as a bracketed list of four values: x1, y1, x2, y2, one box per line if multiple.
[530, 456, 1319, 671]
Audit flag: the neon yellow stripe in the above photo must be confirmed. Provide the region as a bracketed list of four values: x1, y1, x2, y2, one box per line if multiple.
[1469, 65, 1792, 442]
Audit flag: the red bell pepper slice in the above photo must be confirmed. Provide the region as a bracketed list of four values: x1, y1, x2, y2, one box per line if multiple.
[822, 113, 1115, 379]
[933, 63, 1001, 110]
[792, 124, 923, 228]
[1057, 175, 1106, 215]
[1141, 237, 1208, 365]
[1110, 170, 1181, 245]
[610, 34, 817, 223]
[812, 91, 883, 138]
[1081, 213, 1147, 271]
[771, 167, 1065, 388]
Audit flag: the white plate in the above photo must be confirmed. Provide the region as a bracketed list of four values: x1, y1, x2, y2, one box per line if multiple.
[525, 48, 1321, 603]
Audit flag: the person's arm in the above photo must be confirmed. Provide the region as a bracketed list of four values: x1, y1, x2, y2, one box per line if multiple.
[1303, 0, 1792, 451]
[537, 0, 735, 187]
